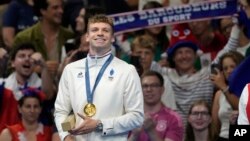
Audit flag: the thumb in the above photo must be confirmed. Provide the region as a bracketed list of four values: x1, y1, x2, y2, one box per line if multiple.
[77, 113, 86, 120]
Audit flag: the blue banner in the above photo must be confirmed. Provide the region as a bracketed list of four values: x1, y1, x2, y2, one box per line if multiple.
[109, 0, 238, 35]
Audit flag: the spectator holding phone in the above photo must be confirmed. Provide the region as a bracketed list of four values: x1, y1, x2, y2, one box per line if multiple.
[210, 51, 244, 140]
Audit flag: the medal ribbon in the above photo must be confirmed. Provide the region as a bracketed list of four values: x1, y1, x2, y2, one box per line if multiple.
[85, 54, 114, 103]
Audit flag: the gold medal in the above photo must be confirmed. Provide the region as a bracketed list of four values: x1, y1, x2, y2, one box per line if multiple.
[83, 103, 96, 117]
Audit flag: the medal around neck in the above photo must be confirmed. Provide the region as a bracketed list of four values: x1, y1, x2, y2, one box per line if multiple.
[84, 55, 113, 117]
[84, 103, 96, 117]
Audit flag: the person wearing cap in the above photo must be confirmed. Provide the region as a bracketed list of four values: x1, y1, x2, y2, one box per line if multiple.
[164, 23, 214, 125]
[164, 22, 240, 125]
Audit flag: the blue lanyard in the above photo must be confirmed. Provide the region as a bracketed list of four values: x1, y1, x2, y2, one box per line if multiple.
[85, 54, 114, 103]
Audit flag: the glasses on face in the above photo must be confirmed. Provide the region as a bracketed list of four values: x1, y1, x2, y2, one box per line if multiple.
[142, 83, 161, 89]
[190, 111, 210, 118]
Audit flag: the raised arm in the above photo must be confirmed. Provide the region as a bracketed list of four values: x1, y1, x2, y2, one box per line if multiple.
[31, 52, 54, 100]
[2, 27, 15, 49]
[212, 23, 240, 64]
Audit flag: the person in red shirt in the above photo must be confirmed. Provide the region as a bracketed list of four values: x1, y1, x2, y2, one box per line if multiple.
[128, 71, 184, 141]
[0, 88, 52, 141]
[189, 20, 227, 64]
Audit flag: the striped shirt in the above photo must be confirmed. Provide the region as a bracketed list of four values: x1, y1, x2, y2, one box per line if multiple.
[165, 67, 214, 125]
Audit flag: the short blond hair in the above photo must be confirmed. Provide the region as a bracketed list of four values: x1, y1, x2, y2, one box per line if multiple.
[87, 14, 114, 33]
[131, 34, 157, 53]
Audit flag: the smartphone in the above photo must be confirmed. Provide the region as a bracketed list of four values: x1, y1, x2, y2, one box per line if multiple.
[211, 64, 220, 74]
[130, 55, 143, 76]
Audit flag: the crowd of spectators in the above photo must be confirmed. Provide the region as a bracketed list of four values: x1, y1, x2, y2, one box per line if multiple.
[0, 0, 250, 140]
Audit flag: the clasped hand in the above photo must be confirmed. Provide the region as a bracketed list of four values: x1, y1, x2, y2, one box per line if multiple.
[69, 113, 99, 135]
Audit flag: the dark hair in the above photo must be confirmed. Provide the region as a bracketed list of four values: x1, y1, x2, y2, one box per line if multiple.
[141, 71, 164, 86]
[143, 1, 162, 9]
[185, 100, 217, 141]
[247, 0, 250, 5]
[11, 42, 36, 61]
[33, 0, 49, 17]
[219, 51, 245, 71]
[18, 88, 44, 107]
[18, 0, 29, 4]
[0, 82, 5, 112]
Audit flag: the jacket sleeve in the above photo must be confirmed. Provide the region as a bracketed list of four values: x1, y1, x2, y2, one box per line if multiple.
[54, 65, 72, 140]
[101, 65, 144, 136]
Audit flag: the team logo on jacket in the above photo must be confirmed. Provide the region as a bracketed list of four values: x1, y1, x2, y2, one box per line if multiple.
[108, 69, 114, 80]
[77, 72, 83, 78]
[156, 120, 167, 131]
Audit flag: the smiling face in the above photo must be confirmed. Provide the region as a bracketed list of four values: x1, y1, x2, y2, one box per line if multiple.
[219, 51, 245, 81]
[188, 104, 211, 131]
[11, 49, 35, 79]
[41, 0, 64, 25]
[173, 47, 196, 74]
[86, 22, 114, 55]
[141, 75, 164, 106]
[168, 23, 198, 70]
[221, 57, 237, 80]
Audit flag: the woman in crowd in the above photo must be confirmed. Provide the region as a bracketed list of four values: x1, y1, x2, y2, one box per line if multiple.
[58, 6, 106, 78]
[210, 51, 244, 140]
[0, 88, 53, 141]
[185, 100, 216, 141]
